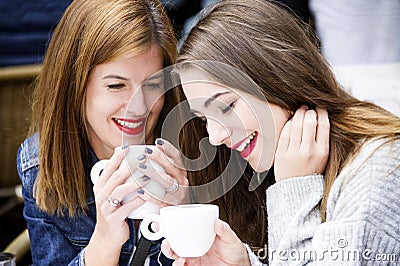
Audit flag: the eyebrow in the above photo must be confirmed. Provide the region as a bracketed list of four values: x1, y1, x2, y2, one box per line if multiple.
[102, 75, 129, 81]
[204, 91, 231, 107]
[102, 72, 163, 82]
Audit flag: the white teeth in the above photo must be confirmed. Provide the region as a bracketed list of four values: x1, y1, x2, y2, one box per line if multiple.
[236, 132, 257, 152]
[237, 142, 247, 152]
[116, 119, 143, 129]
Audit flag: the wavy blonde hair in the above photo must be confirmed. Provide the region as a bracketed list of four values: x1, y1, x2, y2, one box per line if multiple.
[30, 0, 177, 216]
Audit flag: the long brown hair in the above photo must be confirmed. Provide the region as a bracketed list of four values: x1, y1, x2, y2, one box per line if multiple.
[177, 0, 400, 249]
[29, 0, 177, 216]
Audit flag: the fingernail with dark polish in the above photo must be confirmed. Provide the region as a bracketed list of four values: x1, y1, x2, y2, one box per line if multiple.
[139, 163, 147, 169]
[156, 139, 164, 146]
[141, 175, 150, 182]
[144, 147, 153, 154]
[137, 189, 145, 195]
[137, 153, 146, 160]
[121, 143, 129, 150]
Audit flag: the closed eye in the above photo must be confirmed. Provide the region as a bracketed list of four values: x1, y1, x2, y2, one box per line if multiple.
[222, 101, 236, 114]
[108, 83, 125, 90]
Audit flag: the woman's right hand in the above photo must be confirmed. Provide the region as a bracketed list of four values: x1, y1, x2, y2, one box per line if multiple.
[85, 145, 148, 265]
[161, 219, 251, 266]
[274, 106, 330, 181]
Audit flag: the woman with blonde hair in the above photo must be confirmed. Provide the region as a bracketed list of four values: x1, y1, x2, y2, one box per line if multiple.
[16, 0, 188, 265]
[162, 0, 400, 264]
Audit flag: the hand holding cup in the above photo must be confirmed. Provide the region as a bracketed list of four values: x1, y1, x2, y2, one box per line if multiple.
[91, 145, 168, 218]
[141, 204, 219, 257]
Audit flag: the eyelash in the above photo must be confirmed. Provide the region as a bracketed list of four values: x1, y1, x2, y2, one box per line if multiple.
[107, 83, 125, 90]
[193, 99, 236, 126]
[222, 101, 236, 114]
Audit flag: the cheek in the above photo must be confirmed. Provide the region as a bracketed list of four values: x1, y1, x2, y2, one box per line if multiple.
[272, 113, 290, 150]
[85, 103, 107, 133]
[145, 97, 164, 136]
[151, 96, 165, 115]
[86, 95, 112, 120]
[85, 93, 98, 126]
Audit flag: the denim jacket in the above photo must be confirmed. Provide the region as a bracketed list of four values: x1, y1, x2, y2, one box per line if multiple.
[16, 134, 172, 266]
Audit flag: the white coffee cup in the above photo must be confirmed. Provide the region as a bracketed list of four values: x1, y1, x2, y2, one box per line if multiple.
[90, 145, 166, 219]
[141, 204, 219, 257]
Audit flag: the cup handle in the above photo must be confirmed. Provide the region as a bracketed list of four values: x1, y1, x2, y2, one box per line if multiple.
[141, 214, 163, 241]
[90, 160, 109, 185]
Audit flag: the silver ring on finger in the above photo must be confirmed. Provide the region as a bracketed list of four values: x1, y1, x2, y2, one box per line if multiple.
[107, 195, 121, 207]
[166, 178, 179, 194]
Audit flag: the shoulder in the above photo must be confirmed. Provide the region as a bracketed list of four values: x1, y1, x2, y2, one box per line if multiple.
[17, 133, 40, 197]
[355, 137, 400, 166]
[327, 138, 400, 239]
[17, 133, 39, 172]
[336, 137, 400, 183]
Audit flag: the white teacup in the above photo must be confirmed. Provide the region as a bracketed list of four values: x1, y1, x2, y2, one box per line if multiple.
[141, 204, 219, 257]
[90, 145, 166, 219]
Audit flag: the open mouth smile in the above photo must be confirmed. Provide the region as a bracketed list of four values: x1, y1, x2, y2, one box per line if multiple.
[231, 131, 258, 158]
[113, 118, 146, 135]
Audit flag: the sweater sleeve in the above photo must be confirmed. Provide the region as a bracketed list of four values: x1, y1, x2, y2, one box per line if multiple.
[244, 174, 324, 266]
[267, 174, 324, 265]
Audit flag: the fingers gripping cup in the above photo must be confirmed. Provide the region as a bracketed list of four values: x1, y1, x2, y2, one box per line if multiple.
[141, 204, 219, 257]
[90, 145, 166, 219]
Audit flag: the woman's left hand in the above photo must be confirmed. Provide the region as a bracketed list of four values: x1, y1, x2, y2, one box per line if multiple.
[274, 106, 330, 181]
[136, 138, 189, 206]
[161, 219, 251, 266]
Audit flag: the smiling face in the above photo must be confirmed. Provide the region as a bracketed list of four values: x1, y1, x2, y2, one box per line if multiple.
[85, 45, 164, 159]
[180, 69, 290, 172]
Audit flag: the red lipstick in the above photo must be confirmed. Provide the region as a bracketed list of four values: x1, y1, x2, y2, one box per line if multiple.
[113, 118, 146, 135]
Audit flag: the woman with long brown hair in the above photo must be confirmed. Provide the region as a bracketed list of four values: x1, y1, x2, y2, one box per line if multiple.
[16, 0, 188, 265]
[162, 0, 400, 264]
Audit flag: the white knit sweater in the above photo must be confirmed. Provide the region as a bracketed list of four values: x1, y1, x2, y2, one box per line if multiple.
[247, 138, 400, 265]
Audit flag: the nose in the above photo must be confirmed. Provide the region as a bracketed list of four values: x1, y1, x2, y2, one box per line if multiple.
[206, 118, 231, 146]
[126, 87, 148, 116]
